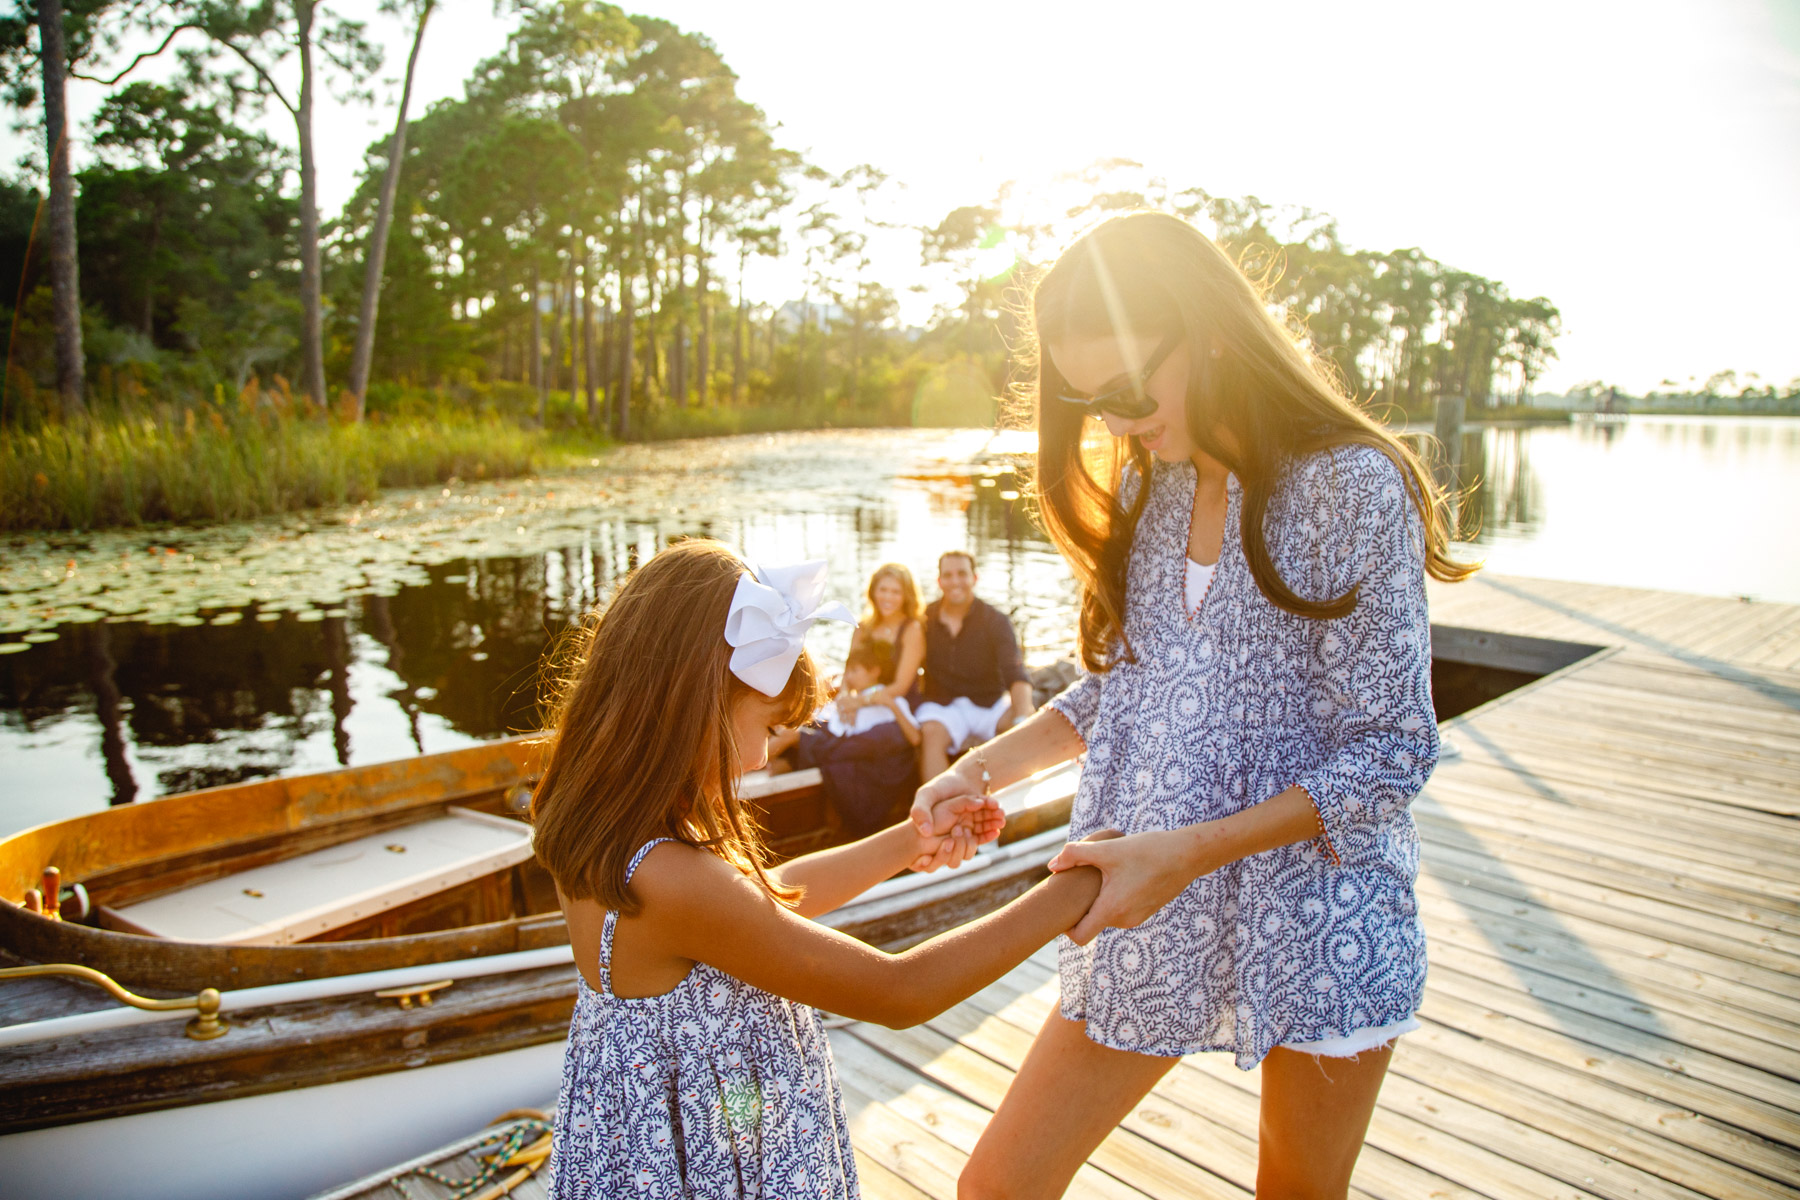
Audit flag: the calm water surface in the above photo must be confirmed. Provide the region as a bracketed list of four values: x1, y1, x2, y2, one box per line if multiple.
[3, 417, 1795, 834]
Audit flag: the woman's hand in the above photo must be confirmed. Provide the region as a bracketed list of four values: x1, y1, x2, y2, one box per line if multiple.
[1047, 824, 1225, 945]
[835, 688, 865, 719]
[910, 765, 985, 841]
[908, 791, 1005, 873]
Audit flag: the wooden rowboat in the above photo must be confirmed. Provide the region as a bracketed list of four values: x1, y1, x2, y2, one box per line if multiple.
[0, 735, 1078, 1200]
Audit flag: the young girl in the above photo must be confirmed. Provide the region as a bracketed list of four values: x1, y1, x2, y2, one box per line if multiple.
[914, 211, 1476, 1199]
[531, 539, 1103, 1199]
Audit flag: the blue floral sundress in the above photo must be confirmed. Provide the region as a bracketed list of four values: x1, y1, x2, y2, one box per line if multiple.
[547, 839, 860, 1199]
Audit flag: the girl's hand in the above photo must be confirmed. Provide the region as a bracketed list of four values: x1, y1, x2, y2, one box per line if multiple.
[908, 792, 1004, 873]
[909, 765, 985, 840]
[1047, 825, 1222, 945]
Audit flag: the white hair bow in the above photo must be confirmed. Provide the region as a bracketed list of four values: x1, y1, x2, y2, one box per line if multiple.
[724, 559, 855, 696]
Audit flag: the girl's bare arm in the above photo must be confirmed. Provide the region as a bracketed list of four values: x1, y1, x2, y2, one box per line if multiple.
[871, 621, 925, 705]
[632, 842, 1100, 1028]
[771, 793, 1001, 918]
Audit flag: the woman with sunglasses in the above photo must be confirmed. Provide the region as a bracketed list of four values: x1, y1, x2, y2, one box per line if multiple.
[911, 211, 1475, 1198]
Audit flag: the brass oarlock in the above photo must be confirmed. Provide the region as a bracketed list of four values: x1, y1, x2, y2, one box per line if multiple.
[0, 962, 228, 1040]
[375, 979, 454, 1009]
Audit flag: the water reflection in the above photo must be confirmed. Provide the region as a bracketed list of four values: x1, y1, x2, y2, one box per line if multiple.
[3, 418, 1795, 833]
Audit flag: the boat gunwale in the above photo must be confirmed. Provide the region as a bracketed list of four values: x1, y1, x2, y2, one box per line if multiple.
[0, 739, 1074, 992]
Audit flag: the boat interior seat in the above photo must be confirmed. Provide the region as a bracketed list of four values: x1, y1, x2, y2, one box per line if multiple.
[739, 767, 822, 802]
[103, 808, 535, 946]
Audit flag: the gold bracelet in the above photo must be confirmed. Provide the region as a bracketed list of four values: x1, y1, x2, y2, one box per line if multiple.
[971, 747, 992, 796]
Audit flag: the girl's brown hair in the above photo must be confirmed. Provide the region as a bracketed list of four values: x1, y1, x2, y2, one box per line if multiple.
[1021, 211, 1476, 671]
[862, 562, 922, 627]
[530, 539, 823, 914]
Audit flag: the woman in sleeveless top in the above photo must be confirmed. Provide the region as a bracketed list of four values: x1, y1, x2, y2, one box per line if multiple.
[837, 562, 924, 719]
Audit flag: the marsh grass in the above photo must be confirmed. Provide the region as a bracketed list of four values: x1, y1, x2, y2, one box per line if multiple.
[0, 374, 932, 532]
[2, 403, 540, 532]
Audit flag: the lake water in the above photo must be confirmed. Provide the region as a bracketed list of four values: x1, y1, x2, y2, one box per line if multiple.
[3, 416, 1796, 835]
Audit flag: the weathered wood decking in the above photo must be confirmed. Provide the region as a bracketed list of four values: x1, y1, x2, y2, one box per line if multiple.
[829, 573, 1800, 1199]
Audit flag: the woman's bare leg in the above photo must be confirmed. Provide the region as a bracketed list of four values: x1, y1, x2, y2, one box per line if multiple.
[1255, 1043, 1393, 1199]
[959, 1011, 1177, 1200]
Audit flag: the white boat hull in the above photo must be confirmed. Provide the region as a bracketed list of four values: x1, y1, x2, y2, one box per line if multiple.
[0, 1040, 564, 1200]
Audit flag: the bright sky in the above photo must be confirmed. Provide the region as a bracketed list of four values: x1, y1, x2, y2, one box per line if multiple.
[19, 0, 1800, 394]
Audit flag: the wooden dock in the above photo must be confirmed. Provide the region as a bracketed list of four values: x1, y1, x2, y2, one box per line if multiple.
[830, 573, 1800, 1200]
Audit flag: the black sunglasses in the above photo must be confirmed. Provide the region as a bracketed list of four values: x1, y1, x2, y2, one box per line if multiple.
[1055, 335, 1181, 421]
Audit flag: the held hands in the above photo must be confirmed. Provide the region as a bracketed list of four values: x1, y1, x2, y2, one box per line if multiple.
[907, 789, 1004, 874]
[1048, 824, 1224, 945]
[910, 764, 990, 843]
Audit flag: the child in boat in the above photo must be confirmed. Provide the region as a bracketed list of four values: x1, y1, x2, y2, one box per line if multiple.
[530, 539, 1102, 1200]
[822, 642, 920, 742]
[772, 641, 925, 838]
[769, 641, 919, 772]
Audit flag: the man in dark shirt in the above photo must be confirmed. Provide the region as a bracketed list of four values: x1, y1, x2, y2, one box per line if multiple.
[914, 550, 1034, 779]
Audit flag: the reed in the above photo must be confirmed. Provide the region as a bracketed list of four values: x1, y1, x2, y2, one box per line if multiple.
[1, 406, 539, 532]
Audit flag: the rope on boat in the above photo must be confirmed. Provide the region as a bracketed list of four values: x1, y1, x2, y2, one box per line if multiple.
[392, 1117, 553, 1200]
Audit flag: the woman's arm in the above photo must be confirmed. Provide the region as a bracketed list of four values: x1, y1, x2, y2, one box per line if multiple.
[867, 620, 925, 706]
[633, 841, 1101, 1028]
[772, 791, 1002, 918]
[1047, 786, 1320, 943]
[1291, 460, 1439, 857]
[908, 705, 1087, 834]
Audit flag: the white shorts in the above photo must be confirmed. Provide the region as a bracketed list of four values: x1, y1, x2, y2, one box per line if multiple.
[913, 694, 1014, 753]
[1280, 1015, 1419, 1059]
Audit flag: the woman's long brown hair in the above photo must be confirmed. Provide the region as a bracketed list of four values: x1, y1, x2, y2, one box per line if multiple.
[530, 539, 823, 913]
[1021, 211, 1477, 671]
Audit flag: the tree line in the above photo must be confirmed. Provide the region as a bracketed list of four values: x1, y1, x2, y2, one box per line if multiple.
[4, 0, 1568, 436]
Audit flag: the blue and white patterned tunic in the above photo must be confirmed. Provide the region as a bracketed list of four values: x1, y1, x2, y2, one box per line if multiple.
[547, 840, 859, 1199]
[1050, 445, 1436, 1069]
